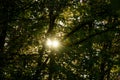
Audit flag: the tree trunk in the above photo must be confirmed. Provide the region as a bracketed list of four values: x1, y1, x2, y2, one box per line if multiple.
[0, 0, 9, 78]
[48, 54, 54, 80]
[100, 61, 106, 80]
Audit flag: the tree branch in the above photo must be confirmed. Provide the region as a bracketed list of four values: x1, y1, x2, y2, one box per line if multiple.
[68, 27, 117, 47]
[63, 18, 93, 41]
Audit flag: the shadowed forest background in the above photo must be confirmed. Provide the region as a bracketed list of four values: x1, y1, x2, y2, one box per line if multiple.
[0, 0, 120, 80]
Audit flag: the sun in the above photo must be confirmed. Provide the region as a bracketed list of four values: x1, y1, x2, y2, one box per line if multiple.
[46, 39, 52, 46]
[46, 39, 59, 48]
[52, 40, 59, 47]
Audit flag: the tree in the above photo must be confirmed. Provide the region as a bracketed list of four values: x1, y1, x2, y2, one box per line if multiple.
[0, 0, 120, 80]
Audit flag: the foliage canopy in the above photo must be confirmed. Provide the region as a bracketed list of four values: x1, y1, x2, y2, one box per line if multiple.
[0, 0, 120, 80]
